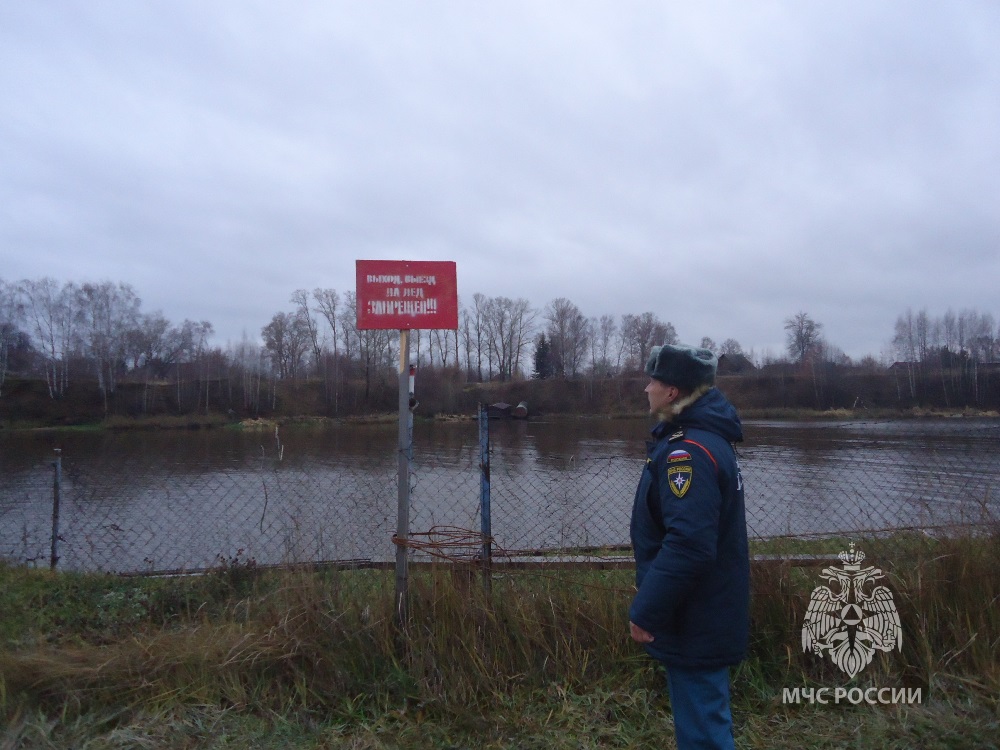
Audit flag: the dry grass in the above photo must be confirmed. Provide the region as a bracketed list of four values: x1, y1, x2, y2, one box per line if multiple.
[2, 533, 998, 748]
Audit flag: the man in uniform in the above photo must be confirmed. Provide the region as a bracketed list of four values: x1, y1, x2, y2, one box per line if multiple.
[629, 343, 749, 750]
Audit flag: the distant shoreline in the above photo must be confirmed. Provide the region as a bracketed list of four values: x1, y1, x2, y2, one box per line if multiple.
[3, 406, 998, 434]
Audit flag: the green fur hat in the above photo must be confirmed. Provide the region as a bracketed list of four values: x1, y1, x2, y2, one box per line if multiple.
[645, 343, 717, 391]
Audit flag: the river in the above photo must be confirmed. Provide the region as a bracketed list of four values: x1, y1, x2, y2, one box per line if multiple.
[1, 418, 997, 573]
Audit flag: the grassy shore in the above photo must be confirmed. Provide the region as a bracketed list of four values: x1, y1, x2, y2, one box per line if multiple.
[1, 533, 998, 749]
[3, 402, 998, 433]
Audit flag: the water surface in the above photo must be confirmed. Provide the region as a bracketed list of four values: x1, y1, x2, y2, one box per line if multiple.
[1, 418, 996, 572]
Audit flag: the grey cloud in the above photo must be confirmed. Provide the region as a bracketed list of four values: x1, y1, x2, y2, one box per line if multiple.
[1, 1, 998, 359]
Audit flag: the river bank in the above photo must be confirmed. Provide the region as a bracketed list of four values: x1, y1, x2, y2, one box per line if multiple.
[2, 530, 998, 748]
[3, 404, 998, 434]
[4, 366, 1000, 431]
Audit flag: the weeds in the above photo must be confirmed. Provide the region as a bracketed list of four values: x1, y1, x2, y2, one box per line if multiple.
[1, 533, 998, 748]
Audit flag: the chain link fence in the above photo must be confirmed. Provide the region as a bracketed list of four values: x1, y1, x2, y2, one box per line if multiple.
[486, 420, 1000, 566]
[2, 418, 998, 574]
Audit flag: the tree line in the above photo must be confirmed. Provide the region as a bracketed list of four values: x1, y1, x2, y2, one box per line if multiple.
[214, 292, 756, 390]
[889, 308, 1000, 405]
[2, 277, 998, 413]
[0, 278, 742, 405]
[0, 278, 212, 405]
[892, 308, 998, 364]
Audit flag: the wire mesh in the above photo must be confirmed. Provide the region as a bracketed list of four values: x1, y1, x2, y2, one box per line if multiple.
[1, 420, 997, 574]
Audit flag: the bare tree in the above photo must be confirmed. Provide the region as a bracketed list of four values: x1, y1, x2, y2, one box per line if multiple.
[483, 297, 511, 380]
[0, 279, 22, 396]
[361, 327, 396, 398]
[126, 312, 203, 383]
[228, 333, 265, 413]
[312, 288, 340, 358]
[261, 312, 310, 380]
[588, 314, 617, 376]
[291, 289, 322, 376]
[893, 310, 918, 363]
[914, 309, 932, 363]
[466, 293, 489, 381]
[482, 296, 535, 380]
[337, 291, 358, 369]
[784, 311, 824, 363]
[700, 337, 718, 352]
[431, 328, 454, 368]
[78, 281, 143, 408]
[508, 298, 536, 379]
[126, 311, 170, 373]
[313, 287, 341, 410]
[412, 328, 424, 366]
[620, 312, 676, 371]
[18, 278, 80, 398]
[941, 309, 958, 355]
[337, 291, 395, 399]
[124, 311, 173, 412]
[962, 309, 996, 362]
[544, 297, 589, 377]
[719, 338, 744, 357]
[190, 320, 215, 413]
[459, 303, 476, 378]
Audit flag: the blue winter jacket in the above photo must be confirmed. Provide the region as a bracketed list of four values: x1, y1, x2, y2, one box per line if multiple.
[629, 387, 750, 668]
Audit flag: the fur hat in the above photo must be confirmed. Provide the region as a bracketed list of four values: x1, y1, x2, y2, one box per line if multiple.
[645, 343, 717, 391]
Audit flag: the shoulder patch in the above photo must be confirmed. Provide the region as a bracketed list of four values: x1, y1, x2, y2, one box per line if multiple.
[667, 465, 693, 497]
[667, 428, 685, 443]
[668, 449, 692, 463]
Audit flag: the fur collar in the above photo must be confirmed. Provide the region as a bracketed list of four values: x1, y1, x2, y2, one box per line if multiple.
[657, 384, 713, 420]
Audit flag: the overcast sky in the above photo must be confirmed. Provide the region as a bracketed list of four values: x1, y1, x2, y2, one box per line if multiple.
[2, 1, 998, 361]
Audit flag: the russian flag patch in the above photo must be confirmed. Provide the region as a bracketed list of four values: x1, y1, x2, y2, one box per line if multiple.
[668, 449, 691, 463]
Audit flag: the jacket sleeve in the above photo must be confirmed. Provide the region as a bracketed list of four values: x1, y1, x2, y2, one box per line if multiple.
[629, 440, 722, 633]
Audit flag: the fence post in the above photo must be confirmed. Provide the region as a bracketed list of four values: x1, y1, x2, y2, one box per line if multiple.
[394, 330, 412, 627]
[50, 448, 61, 570]
[479, 402, 492, 592]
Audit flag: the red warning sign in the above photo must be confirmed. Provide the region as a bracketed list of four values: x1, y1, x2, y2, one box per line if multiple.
[355, 260, 458, 330]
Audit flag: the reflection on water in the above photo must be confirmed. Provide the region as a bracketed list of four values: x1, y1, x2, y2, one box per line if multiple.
[1, 418, 997, 572]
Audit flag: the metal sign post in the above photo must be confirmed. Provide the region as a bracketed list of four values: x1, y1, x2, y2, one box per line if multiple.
[354, 259, 457, 630]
